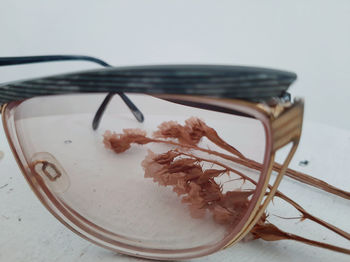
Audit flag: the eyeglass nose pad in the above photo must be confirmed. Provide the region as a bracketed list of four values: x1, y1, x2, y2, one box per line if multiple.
[30, 152, 70, 193]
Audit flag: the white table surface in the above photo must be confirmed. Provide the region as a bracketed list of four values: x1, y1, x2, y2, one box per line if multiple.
[0, 119, 349, 262]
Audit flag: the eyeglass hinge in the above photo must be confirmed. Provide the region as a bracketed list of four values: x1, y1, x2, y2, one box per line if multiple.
[257, 100, 293, 119]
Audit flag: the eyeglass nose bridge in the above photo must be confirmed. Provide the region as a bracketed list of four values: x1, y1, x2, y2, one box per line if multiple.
[31, 152, 70, 193]
[33, 160, 62, 181]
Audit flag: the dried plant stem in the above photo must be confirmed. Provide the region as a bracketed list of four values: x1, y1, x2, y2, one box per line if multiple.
[114, 133, 350, 242]
[177, 151, 350, 242]
[104, 121, 350, 254]
[178, 151, 257, 186]
[178, 151, 254, 185]
[275, 192, 350, 241]
[246, 159, 350, 200]
[196, 124, 245, 159]
[278, 165, 350, 200]
[252, 223, 350, 255]
[216, 148, 350, 200]
[181, 122, 350, 200]
[154, 137, 350, 200]
[191, 157, 350, 254]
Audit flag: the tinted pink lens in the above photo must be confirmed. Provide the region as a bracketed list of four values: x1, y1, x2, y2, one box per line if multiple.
[4, 94, 269, 259]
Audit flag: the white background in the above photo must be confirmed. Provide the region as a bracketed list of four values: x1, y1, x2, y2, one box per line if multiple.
[1, 1, 350, 262]
[1, 0, 350, 130]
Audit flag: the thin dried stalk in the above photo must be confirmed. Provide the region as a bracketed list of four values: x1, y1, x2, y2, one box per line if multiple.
[280, 165, 350, 200]
[250, 220, 350, 255]
[179, 150, 350, 241]
[160, 150, 350, 253]
[104, 127, 350, 238]
[274, 192, 350, 240]
[105, 127, 350, 200]
[154, 117, 245, 158]
[103, 118, 350, 254]
[153, 118, 350, 200]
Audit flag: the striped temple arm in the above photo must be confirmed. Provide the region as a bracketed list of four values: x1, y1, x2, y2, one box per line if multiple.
[0, 58, 297, 128]
[0, 55, 144, 129]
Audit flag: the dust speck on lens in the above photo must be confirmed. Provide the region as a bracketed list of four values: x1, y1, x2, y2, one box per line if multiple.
[0, 183, 8, 190]
[298, 160, 309, 167]
[64, 140, 72, 144]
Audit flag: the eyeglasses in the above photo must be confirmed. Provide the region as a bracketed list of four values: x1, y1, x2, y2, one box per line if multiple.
[0, 55, 349, 260]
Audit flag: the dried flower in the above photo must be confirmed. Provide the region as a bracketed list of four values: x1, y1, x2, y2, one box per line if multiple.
[153, 117, 245, 158]
[103, 128, 151, 153]
[153, 117, 205, 145]
[141, 149, 252, 225]
[103, 117, 350, 254]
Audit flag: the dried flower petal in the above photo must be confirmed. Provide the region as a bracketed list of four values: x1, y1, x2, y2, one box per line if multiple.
[188, 203, 207, 219]
[212, 205, 235, 225]
[222, 190, 254, 207]
[141, 150, 164, 179]
[182, 182, 205, 205]
[103, 130, 131, 153]
[153, 119, 203, 145]
[139, 149, 251, 225]
[153, 117, 244, 158]
[103, 117, 350, 255]
[103, 128, 151, 153]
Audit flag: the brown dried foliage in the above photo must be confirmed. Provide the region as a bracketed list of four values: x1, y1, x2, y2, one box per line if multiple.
[103, 117, 350, 254]
[153, 117, 245, 158]
[141, 149, 253, 225]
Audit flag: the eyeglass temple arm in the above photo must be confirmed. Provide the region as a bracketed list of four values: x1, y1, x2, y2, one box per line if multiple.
[92, 92, 144, 130]
[0, 55, 110, 67]
[0, 55, 144, 129]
